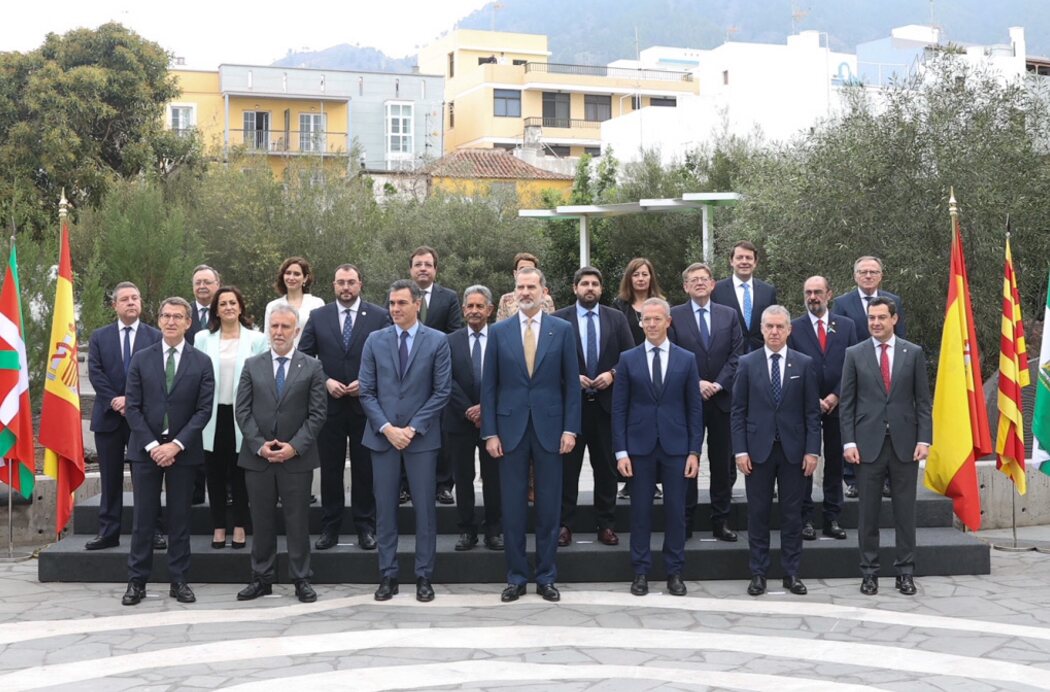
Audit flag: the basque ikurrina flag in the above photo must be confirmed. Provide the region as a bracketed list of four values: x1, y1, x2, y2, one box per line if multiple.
[995, 235, 1029, 493]
[1030, 271, 1050, 477]
[0, 242, 35, 499]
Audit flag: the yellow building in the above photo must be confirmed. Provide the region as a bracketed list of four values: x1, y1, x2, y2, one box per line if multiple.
[418, 30, 698, 159]
[426, 148, 573, 205]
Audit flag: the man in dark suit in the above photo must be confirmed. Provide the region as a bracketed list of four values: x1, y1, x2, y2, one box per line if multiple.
[839, 296, 932, 597]
[552, 266, 633, 547]
[86, 282, 162, 551]
[711, 240, 778, 353]
[186, 265, 220, 505]
[483, 266, 580, 603]
[122, 297, 214, 606]
[299, 264, 389, 552]
[359, 279, 452, 603]
[669, 262, 742, 542]
[613, 298, 702, 597]
[445, 286, 503, 551]
[787, 277, 858, 542]
[235, 304, 328, 603]
[409, 245, 462, 505]
[732, 305, 821, 597]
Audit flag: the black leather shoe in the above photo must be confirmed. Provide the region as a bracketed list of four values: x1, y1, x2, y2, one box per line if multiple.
[845, 484, 859, 498]
[557, 526, 572, 547]
[536, 583, 560, 602]
[314, 533, 338, 550]
[801, 521, 817, 541]
[374, 577, 399, 601]
[121, 581, 145, 606]
[860, 575, 879, 595]
[501, 583, 526, 602]
[237, 580, 272, 601]
[231, 539, 246, 550]
[152, 533, 167, 551]
[823, 521, 847, 539]
[666, 574, 687, 596]
[399, 489, 411, 505]
[896, 574, 916, 595]
[416, 577, 435, 602]
[85, 535, 119, 551]
[630, 575, 648, 596]
[712, 521, 738, 542]
[357, 532, 377, 551]
[747, 575, 766, 596]
[455, 533, 478, 551]
[782, 576, 808, 595]
[484, 534, 504, 550]
[169, 582, 196, 603]
[436, 488, 454, 505]
[295, 580, 318, 603]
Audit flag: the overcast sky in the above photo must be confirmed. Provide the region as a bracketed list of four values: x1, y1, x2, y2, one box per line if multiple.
[3, 0, 492, 68]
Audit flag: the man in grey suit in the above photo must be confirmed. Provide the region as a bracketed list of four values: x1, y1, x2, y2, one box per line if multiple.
[359, 279, 452, 603]
[839, 296, 932, 597]
[235, 304, 327, 603]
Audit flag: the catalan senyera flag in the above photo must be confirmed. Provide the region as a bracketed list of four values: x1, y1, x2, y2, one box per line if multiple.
[995, 235, 1029, 494]
[925, 205, 991, 531]
[0, 242, 35, 500]
[39, 218, 85, 534]
[1031, 271, 1050, 477]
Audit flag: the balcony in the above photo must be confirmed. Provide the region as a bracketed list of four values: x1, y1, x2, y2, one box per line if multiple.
[226, 129, 350, 156]
[525, 62, 694, 83]
[523, 117, 601, 129]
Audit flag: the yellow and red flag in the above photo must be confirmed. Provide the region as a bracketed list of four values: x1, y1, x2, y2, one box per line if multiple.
[39, 215, 85, 534]
[995, 234, 1029, 494]
[925, 193, 991, 531]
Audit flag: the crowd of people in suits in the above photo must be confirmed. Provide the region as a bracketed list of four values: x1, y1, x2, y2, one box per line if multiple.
[86, 241, 929, 605]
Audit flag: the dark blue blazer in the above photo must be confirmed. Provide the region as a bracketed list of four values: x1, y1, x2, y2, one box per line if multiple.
[787, 313, 859, 414]
[551, 303, 634, 414]
[88, 322, 161, 433]
[612, 342, 703, 457]
[668, 300, 742, 413]
[831, 289, 906, 340]
[423, 283, 464, 334]
[481, 312, 581, 454]
[444, 327, 484, 436]
[711, 277, 778, 352]
[730, 348, 821, 465]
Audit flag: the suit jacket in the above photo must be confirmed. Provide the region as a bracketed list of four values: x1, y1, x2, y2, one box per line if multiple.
[444, 326, 485, 436]
[839, 337, 932, 463]
[612, 342, 703, 457]
[551, 303, 634, 414]
[194, 327, 269, 450]
[423, 283, 464, 334]
[831, 288, 906, 340]
[787, 313, 859, 416]
[668, 300, 742, 413]
[88, 321, 162, 433]
[711, 277, 778, 352]
[731, 348, 821, 464]
[298, 300, 390, 416]
[125, 341, 214, 465]
[481, 311, 582, 454]
[186, 302, 210, 345]
[358, 324, 452, 453]
[235, 349, 328, 473]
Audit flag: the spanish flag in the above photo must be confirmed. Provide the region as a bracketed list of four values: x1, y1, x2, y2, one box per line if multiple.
[925, 192, 991, 531]
[995, 234, 1028, 494]
[39, 214, 85, 535]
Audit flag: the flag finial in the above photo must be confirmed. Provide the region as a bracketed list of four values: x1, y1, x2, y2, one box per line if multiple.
[949, 187, 958, 218]
[59, 189, 69, 220]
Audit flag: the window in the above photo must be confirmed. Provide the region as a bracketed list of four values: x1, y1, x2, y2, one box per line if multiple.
[478, 56, 497, 65]
[650, 97, 677, 107]
[448, 51, 455, 78]
[546, 145, 570, 157]
[631, 95, 642, 110]
[512, 59, 527, 66]
[542, 92, 570, 127]
[386, 102, 414, 159]
[448, 101, 455, 129]
[299, 113, 326, 153]
[243, 111, 270, 150]
[168, 105, 195, 135]
[493, 89, 521, 117]
[584, 94, 611, 122]
[584, 146, 601, 157]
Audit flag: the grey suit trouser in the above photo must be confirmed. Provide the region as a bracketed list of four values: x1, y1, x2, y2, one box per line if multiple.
[855, 436, 918, 576]
[245, 465, 313, 583]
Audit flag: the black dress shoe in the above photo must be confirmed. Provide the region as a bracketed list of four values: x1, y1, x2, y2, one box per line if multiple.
[436, 488, 454, 505]
[860, 575, 879, 595]
[357, 532, 377, 551]
[192, 493, 206, 505]
[314, 533, 338, 551]
[237, 580, 272, 601]
[801, 521, 817, 541]
[121, 581, 146, 606]
[712, 522, 738, 542]
[399, 489, 411, 505]
[295, 580, 318, 603]
[153, 533, 168, 551]
[374, 577, 399, 601]
[501, 583, 526, 602]
[484, 534, 504, 551]
[455, 533, 478, 551]
[782, 576, 808, 595]
[536, 583, 560, 602]
[896, 574, 916, 595]
[630, 574, 649, 596]
[85, 535, 119, 551]
[822, 520, 847, 539]
[845, 484, 859, 498]
[747, 575, 767, 596]
[169, 582, 196, 603]
[666, 574, 687, 596]
[557, 526, 572, 547]
[416, 577, 435, 602]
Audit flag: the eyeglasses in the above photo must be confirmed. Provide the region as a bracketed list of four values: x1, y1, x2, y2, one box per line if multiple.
[855, 270, 882, 276]
[685, 277, 712, 285]
[158, 312, 186, 322]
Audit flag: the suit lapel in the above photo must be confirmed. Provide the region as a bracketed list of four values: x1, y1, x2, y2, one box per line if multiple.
[890, 341, 908, 395]
[170, 343, 194, 391]
[278, 350, 304, 398]
[403, 327, 425, 377]
[859, 340, 887, 395]
[532, 313, 555, 374]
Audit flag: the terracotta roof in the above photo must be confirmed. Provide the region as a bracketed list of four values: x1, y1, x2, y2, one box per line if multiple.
[427, 148, 573, 181]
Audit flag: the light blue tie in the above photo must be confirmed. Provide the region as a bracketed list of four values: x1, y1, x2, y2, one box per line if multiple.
[742, 282, 753, 330]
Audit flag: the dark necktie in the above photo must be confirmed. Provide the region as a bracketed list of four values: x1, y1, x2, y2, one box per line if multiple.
[651, 346, 663, 396]
[122, 326, 132, 376]
[342, 308, 353, 352]
[275, 356, 288, 399]
[770, 352, 782, 405]
[585, 310, 598, 381]
[399, 330, 410, 379]
[817, 318, 827, 352]
[471, 331, 483, 399]
[742, 283, 753, 329]
[697, 307, 711, 349]
[880, 343, 892, 392]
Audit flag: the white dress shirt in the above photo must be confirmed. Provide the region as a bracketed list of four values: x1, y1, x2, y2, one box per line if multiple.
[764, 345, 787, 388]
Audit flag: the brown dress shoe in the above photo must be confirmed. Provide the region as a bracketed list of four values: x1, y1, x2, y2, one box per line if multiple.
[597, 528, 619, 546]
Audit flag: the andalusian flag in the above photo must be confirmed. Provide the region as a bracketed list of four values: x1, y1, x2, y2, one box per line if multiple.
[39, 216, 85, 534]
[1031, 271, 1050, 477]
[925, 195, 991, 531]
[0, 242, 35, 499]
[995, 235, 1029, 493]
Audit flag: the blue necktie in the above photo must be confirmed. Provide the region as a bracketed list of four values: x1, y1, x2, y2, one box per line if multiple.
[697, 307, 711, 350]
[585, 311, 598, 381]
[341, 308, 353, 352]
[471, 331, 483, 399]
[770, 352, 782, 406]
[275, 356, 288, 399]
[122, 326, 132, 376]
[399, 330, 410, 379]
[651, 346, 663, 396]
[742, 283, 753, 330]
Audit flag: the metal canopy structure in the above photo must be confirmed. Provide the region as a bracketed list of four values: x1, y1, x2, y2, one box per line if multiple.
[519, 192, 742, 267]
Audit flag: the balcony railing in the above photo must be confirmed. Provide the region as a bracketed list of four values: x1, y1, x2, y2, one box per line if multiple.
[523, 117, 601, 129]
[227, 129, 350, 156]
[525, 62, 694, 82]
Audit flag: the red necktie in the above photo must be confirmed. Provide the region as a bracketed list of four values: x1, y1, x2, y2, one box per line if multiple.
[817, 319, 827, 352]
[880, 343, 891, 392]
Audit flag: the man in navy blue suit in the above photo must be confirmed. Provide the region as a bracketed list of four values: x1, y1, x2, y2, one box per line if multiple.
[483, 266, 580, 603]
[86, 282, 162, 551]
[710, 240, 778, 353]
[732, 305, 821, 597]
[788, 277, 858, 542]
[613, 298, 702, 597]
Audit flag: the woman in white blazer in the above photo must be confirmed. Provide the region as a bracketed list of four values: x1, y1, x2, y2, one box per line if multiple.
[263, 256, 326, 347]
[195, 286, 268, 549]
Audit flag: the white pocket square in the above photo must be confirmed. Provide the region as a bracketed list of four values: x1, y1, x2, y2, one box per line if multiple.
[789, 375, 800, 380]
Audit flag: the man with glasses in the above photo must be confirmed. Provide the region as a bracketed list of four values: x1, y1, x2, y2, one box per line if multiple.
[187, 265, 220, 345]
